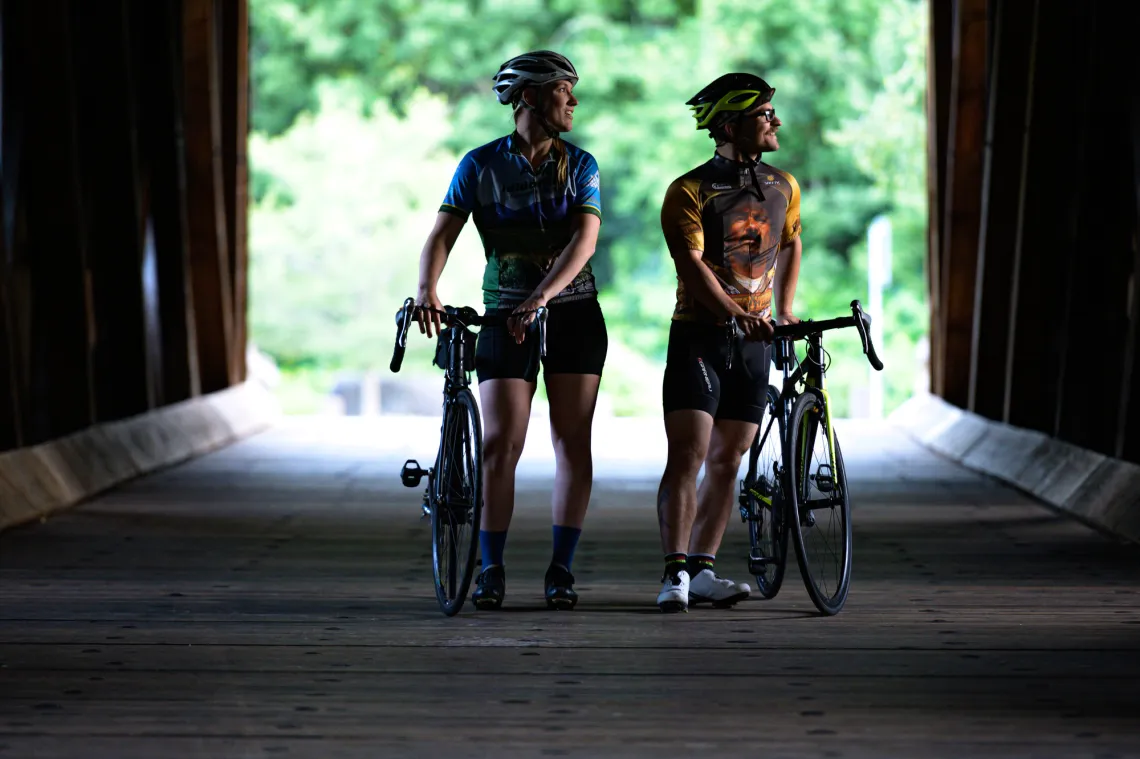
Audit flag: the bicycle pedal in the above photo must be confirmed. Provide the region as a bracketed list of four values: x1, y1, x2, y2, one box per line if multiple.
[814, 465, 835, 492]
[400, 459, 429, 488]
[748, 557, 774, 575]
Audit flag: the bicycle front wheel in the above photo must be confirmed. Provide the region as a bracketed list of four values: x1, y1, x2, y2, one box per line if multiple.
[431, 387, 483, 616]
[741, 385, 789, 599]
[786, 389, 852, 615]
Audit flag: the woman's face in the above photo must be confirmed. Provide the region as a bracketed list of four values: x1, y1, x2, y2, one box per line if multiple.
[537, 79, 578, 132]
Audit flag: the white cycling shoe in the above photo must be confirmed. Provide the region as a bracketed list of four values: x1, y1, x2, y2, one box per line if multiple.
[688, 568, 751, 608]
[657, 569, 690, 613]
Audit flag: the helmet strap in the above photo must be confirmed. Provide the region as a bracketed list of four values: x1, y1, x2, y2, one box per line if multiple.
[516, 87, 560, 139]
[715, 119, 766, 199]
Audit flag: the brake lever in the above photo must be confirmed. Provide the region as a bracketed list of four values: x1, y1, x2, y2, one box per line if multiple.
[850, 300, 884, 372]
[390, 297, 415, 373]
[535, 307, 549, 358]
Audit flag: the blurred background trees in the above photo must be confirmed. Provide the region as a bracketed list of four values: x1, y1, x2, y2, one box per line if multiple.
[248, 0, 929, 417]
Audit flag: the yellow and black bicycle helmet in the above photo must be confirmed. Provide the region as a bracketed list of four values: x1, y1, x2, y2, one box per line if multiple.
[687, 72, 775, 133]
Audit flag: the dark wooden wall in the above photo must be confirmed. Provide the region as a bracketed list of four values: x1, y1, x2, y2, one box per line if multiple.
[928, 0, 1140, 464]
[0, 0, 248, 453]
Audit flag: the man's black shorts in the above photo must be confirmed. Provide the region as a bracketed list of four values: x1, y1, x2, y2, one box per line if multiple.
[661, 320, 772, 424]
[475, 298, 608, 383]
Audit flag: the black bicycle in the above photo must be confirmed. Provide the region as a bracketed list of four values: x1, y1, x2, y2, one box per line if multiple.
[390, 297, 547, 616]
[738, 299, 884, 615]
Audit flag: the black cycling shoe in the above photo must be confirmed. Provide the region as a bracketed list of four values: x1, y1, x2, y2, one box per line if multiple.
[544, 564, 579, 610]
[472, 565, 506, 610]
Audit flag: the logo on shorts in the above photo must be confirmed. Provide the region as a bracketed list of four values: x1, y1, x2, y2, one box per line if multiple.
[696, 357, 712, 393]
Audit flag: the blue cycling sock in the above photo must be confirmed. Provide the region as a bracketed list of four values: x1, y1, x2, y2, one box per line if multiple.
[551, 525, 583, 572]
[479, 530, 508, 569]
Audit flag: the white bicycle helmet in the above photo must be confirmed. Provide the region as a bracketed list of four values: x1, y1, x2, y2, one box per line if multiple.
[492, 50, 579, 107]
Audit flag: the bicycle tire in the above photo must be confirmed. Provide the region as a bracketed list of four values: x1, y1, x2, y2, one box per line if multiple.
[786, 389, 852, 615]
[431, 388, 484, 616]
[740, 385, 789, 599]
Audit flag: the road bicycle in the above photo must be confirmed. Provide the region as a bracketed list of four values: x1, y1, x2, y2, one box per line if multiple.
[738, 299, 884, 615]
[390, 297, 547, 616]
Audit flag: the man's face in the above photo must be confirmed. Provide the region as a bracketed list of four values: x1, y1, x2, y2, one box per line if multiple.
[726, 101, 781, 153]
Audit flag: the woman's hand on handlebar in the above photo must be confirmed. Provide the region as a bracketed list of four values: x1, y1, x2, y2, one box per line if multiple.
[509, 292, 548, 344]
[415, 289, 444, 338]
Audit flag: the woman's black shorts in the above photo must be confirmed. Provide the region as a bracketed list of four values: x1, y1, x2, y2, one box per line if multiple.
[661, 320, 772, 424]
[475, 298, 608, 383]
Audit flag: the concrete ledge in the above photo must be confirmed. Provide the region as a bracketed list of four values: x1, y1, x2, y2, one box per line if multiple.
[0, 381, 281, 533]
[889, 393, 1140, 546]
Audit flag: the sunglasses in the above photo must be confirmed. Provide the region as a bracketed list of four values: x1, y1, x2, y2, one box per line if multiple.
[751, 108, 777, 122]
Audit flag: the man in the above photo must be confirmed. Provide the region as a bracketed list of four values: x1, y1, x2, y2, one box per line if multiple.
[655, 73, 803, 613]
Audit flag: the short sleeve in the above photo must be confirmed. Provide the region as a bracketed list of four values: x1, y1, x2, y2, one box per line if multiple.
[572, 153, 602, 219]
[661, 178, 704, 255]
[781, 171, 802, 244]
[440, 152, 479, 218]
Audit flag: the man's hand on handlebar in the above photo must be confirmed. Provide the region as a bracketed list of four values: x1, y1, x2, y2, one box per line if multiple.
[776, 311, 801, 326]
[415, 290, 445, 339]
[738, 313, 775, 342]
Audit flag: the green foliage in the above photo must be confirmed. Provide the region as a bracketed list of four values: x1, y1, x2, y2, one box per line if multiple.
[248, 0, 930, 417]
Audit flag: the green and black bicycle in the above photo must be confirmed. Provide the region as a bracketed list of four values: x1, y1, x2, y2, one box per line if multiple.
[738, 299, 884, 615]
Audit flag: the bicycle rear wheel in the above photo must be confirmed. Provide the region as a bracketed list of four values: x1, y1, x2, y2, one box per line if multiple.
[740, 385, 789, 599]
[431, 388, 483, 616]
[786, 389, 852, 615]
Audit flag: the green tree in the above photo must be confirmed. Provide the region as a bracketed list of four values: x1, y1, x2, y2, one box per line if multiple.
[248, 0, 930, 417]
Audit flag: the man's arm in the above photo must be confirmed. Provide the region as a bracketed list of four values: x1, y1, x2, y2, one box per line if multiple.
[774, 235, 802, 324]
[671, 246, 746, 319]
[672, 247, 773, 340]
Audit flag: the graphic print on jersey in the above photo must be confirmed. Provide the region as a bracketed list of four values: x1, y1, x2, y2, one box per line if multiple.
[661, 154, 801, 324]
[440, 134, 602, 309]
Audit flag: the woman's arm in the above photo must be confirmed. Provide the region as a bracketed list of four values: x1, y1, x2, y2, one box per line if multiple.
[415, 211, 466, 338]
[508, 213, 600, 342]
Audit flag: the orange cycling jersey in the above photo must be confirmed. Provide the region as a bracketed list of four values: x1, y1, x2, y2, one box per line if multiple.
[660, 153, 801, 324]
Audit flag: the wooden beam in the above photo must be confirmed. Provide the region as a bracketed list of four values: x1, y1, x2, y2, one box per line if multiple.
[137, 0, 201, 405]
[0, 0, 21, 453]
[968, 0, 1035, 421]
[1003, 0, 1079, 433]
[20, 0, 95, 444]
[72, 0, 154, 423]
[1119, 37, 1140, 465]
[1054, 5, 1133, 456]
[220, 0, 249, 384]
[926, 0, 954, 398]
[938, 0, 987, 409]
[182, 0, 233, 394]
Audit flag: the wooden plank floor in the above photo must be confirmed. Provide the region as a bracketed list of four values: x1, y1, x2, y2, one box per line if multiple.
[2, 416, 1138, 758]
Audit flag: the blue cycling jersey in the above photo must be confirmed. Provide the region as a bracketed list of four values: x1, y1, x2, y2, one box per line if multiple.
[440, 133, 602, 309]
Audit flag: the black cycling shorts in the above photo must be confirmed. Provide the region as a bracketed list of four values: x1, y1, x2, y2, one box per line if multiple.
[662, 320, 772, 424]
[475, 298, 608, 383]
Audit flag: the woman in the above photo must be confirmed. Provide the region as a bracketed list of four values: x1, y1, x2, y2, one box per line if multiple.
[413, 50, 606, 611]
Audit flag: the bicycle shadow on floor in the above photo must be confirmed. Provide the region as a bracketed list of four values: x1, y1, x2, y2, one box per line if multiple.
[482, 601, 819, 618]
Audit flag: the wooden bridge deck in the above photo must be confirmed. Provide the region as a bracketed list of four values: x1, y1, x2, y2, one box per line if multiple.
[2, 417, 1138, 758]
